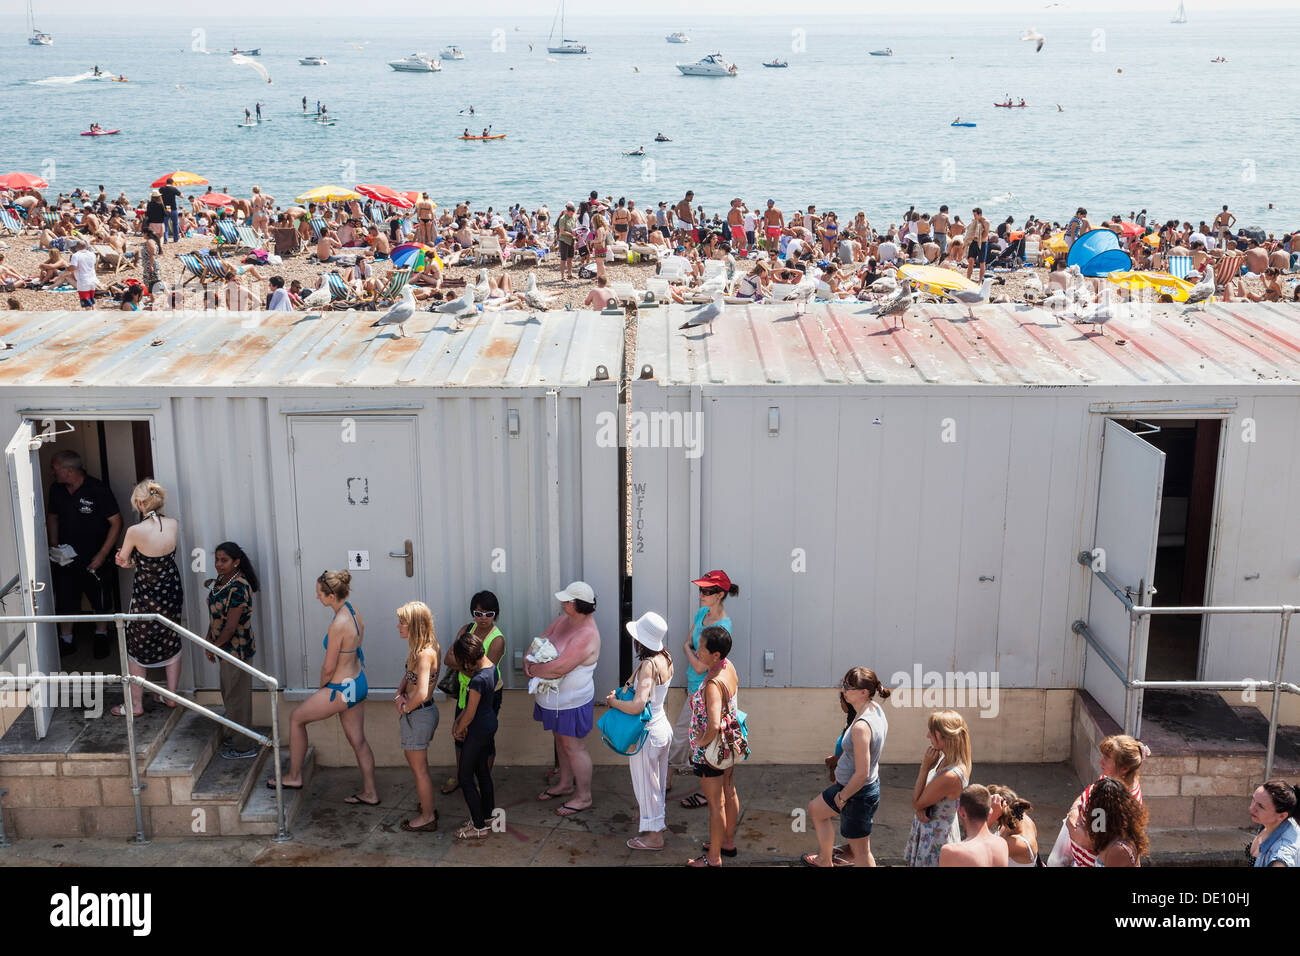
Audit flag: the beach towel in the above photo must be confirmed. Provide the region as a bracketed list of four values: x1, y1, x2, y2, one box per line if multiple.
[525, 637, 561, 696]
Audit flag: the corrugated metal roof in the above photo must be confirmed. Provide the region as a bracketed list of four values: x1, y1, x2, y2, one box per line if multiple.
[0, 309, 623, 389]
[635, 301, 1300, 387]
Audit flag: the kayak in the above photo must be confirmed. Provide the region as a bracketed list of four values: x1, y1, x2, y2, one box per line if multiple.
[459, 134, 506, 140]
[994, 102, 1027, 108]
[80, 129, 121, 136]
[950, 122, 976, 127]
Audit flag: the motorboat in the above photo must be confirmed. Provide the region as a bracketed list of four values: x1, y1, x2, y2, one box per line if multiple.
[299, 56, 327, 66]
[676, 53, 737, 76]
[389, 53, 441, 72]
[27, 0, 52, 45]
[869, 48, 893, 56]
[439, 46, 465, 60]
[762, 59, 788, 68]
[231, 48, 260, 56]
[547, 0, 587, 54]
[665, 32, 690, 43]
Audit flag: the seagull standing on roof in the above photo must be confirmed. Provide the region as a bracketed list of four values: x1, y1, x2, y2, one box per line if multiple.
[1181, 268, 1216, 313]
[679, 292, 724, 333]
[948, 276, 997, 318]
[371, 285, 418, 337]
[524, 272, 555, 310]
[877, 279, 913, 328]
[435, 286, 478, 331]
[472, 268, 490, 302]
[302, 283, 333, 310]
[1022, 28, 1046, 52]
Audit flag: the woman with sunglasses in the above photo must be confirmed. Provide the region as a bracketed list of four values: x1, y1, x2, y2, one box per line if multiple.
[671, 570, 738, 808]
[439, 590, 505, 795]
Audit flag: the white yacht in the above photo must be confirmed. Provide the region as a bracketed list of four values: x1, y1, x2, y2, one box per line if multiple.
[676, 53, 737, 77]
[299, 55, 328, 66]
[439, 45, 465, 60]
[869, 48, 894, 56]
[547, 0, 587, 54]
[665, 32, 690, 44]
[27, 0, 52, 45]
[389, 53, 441, 72]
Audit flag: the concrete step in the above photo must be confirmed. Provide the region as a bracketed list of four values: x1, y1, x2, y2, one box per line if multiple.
[1148, 826, 1254, 866]
[190, 728, 271, 803]
[144, 707, 221, 781]
[232, 745, 316, 836]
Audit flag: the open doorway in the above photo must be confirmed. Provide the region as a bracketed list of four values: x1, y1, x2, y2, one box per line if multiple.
[37, 419, 155, 671]
[1117, 418, 1222, 681]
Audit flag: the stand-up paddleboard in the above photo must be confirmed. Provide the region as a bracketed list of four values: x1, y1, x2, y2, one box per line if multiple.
[950, 121, 976, 127]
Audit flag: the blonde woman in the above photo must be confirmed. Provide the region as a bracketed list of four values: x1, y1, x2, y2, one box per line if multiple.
[395, 601, 441, 832]
[590, 213, 610, 279]
[1066, 733, 1147, 866]
[112, 480, 183, 716]
[904, 710, 971, 867]
[267, 570, 378, 806]
[250, 185, 271, 236]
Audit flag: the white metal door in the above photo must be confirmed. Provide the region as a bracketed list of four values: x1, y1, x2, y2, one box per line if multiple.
[1084, 420, 1164, 728]
[290, 417, 422, 690]
[5, 420, 60, 738]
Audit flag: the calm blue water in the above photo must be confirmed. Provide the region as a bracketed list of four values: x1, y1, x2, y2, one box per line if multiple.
[4, 11, 1297, 231]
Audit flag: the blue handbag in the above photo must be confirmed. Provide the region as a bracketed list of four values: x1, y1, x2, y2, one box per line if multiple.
[597, 686, 652, 756]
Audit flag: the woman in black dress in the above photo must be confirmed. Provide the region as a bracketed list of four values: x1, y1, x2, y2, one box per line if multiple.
[112, 480, 184, 716]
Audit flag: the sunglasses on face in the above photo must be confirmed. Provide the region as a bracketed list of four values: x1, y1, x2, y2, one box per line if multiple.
[472, 609, 496, 618]
[698, 587, 722, 596]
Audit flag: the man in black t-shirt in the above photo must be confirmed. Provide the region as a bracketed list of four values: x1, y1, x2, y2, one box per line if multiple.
[46, 450, 122, 658]
[158, 178, 183, 243]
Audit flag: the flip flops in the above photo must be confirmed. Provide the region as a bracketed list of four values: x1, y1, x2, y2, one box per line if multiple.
[627, 836, 663, 851]
[537, 788, 573, 802]
[343, 793, 380, 806]
[702, 842, 738, 858]
[555, 803, 592, 817]
[680, 792, 709, 809]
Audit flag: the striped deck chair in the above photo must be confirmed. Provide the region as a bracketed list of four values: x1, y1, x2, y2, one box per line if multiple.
[92, 243, 125, 275]
[198, 251, 228, 281]
[235, 224, 263, 250]
[42, 211, 59, 230]
[213, 219, 240, 253]
[369, 267, 412, 309]
[1167, 255, 1193, 280]
[323, 272, 363, 309]
[1214, 253, 1244, 289]
[178, 253, 213, 288]
[309, 217, 329, 241]
[369, 207, 387, 229]
[0, 208, 23, 236]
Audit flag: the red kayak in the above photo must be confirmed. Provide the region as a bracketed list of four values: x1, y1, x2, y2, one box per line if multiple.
[81, 129, 121, 136]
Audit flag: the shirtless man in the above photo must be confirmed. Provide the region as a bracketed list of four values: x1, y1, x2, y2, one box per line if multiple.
[367, 225, 392, 260]
[675, 190, 697, 243]
[316, 230, 342, 263]
[940, 785, 1009, 867]
[762, 199, 785, 253]
[966, 207, 991, 282]
[932, 205, 951, 259]
[415, 193, 437, 245]
[1213, 204, 1236, 247]
[726, 199, 748, 255]
[584, 275, 619, 309]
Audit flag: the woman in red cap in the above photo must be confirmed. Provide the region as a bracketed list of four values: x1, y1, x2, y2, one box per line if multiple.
[671, 570, 738, 808]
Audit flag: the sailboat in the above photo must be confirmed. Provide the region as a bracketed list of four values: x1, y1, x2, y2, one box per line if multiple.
[1171, 1, 1187, 23]
[28, 0, 53, 45]
[547, 0, 587, 54]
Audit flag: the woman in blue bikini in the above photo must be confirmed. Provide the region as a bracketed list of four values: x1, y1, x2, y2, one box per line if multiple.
[267, 569, 379, 806]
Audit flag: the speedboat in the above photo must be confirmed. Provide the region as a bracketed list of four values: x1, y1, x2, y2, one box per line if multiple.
[389, 53, 441, 72]
[665, 32, 690, 43]
[439, 45, 465, 60]
[677, 53, 737, 76]
[299, 56, 327, 66]
[869, 48, 893, 56]
[762, 59, 788, 68]
[231, 48, 260, 56]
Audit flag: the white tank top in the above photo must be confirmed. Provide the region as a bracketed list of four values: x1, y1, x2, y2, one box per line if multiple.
[649, 680, 670, 721]
[538, 659, 597, 710]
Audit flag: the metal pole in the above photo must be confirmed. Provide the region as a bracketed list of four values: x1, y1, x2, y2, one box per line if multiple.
[116, 617, 149, 845]
[0, 788, 10, 847]
[1124, 608, 1140, 736]
[1264, 608, 1291, 782]
[270, 684, 288, 841]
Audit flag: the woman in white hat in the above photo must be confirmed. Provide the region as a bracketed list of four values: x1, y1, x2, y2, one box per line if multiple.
[606, 611, 674, 850]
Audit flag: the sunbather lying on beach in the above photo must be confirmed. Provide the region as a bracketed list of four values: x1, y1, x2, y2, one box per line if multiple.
[0, 255, 38, 290]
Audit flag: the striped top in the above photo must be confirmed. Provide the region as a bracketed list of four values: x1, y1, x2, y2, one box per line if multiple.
[1070, 777, 1143, 867]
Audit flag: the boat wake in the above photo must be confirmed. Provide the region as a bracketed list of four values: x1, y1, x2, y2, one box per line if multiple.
[31, 70, 96, 85]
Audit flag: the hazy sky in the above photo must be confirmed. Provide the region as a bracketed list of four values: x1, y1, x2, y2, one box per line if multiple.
[20, 1, 1288, 17]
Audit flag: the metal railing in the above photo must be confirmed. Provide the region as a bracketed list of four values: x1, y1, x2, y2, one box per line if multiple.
[0, 612, 288, 844]
[1074, 551, 1298, 780]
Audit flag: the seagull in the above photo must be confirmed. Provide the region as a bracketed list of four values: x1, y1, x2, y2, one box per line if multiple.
[1181, 268, 1216, 313]
[524, 272, 555, 310]
[302, 283, 333, 310]
[1022, 28, 1046, 52]
[1057, 103, 1064, 112]
[877, 279, 913, 328]
[434, 286, 478, 331]
[870, 276, 898, 294]
[947, 276, 996, 318]
[786, 280, 816, 316]
[472, 268, 490, 302]
[1023, 273, 1044, 300]
[679, 292, 724, 333]
[371, 285, 418, 337]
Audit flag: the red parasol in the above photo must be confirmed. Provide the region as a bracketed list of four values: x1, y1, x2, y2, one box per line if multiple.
[0, 172, 50, 190]
[1117, 221, 1143, 238]
[355, 184, 415, 209]
[196, 192, 236, 206]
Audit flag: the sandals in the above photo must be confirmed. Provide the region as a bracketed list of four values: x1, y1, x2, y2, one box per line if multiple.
[110, 704, 143, 718]
[456, 823, 491, 841]
[702, 842, 738, 858]
[555, 803, 592, 817]
[627, 836, 663, 851]
[680, 792, 709, 809]
[401, 812, 439, 833]
[685, 855, 718, 867]
[537, 787, 574, 802]
[439, 776, 460, 795]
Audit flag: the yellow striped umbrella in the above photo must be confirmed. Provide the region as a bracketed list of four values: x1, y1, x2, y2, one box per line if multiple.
[294, 185, 363, 204]
[898, 264, 979, 296]
[1106, 270, 1195, 303]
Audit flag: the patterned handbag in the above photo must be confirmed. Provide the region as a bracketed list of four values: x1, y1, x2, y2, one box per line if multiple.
[703, 678, 750, 770]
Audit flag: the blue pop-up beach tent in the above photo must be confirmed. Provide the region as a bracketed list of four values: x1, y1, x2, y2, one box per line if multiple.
[1066, 228, 1132, 277]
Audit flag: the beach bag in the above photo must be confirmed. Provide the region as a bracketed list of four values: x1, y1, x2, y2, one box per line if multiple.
[578, 262, 598, 279]
[1046, 821, 1074, 867]
[436, 666, 460, 699]
[703, 678, 750, 770]
[597, 686, 652, 756]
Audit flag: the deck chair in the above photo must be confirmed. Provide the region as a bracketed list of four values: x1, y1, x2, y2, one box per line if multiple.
[197, 250, 228, 280]
[644, 276, 672, 302]
[91, 243, 125, 274]
[702, 259, 725, 281]
[610, 281, 639, 304]
[658, 255, 691, 284]
[1022, 235, 1042, 266]
[42, 211, 60, 230]
[0, 208, 24, 236]
[271, 226, 299, 257]
[1213, 253, 1244, 289]
[361, 267, 412, 309]
[178, 253, 219, 288]
[1167, 255, 1193, 280]
[323, 272, 365, 309]
[213, 219, 241, 254]
[508, 245, 541, 266]
[476, 236, 503, 264]
[630, 243, 660, 263]
[236, 224, 263, 250]
[309, 217, 329, 241]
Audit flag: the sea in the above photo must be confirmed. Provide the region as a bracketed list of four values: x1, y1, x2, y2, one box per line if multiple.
[4, 10, 1298, 231]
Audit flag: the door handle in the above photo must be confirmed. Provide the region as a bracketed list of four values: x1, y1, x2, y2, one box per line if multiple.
[388, 540, 413, 578]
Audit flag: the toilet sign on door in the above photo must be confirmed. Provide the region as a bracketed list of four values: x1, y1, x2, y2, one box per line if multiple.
[348, 550, 370, 570]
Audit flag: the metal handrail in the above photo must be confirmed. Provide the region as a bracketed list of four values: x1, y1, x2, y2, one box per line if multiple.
[1075, 552, 1296, 780]
[0, 612, 287, 843]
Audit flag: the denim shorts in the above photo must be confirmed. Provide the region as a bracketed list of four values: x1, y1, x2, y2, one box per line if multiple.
[399, 700, 439, 751]
[822, 779, 881, 839]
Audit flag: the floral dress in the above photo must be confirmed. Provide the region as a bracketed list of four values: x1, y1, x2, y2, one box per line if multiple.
[687, 674, 739, 766]
[904, 762, 967, 867]
[206, 573, 254, 660]
[126, 550, 184, 667]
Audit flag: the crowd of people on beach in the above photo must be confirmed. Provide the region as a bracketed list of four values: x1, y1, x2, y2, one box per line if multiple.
[3, 181, 1298, 315]
[46, 448, 1300, 864]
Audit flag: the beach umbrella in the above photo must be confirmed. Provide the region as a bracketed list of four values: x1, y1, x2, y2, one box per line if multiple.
[897, 264, 978, 296]
[1142, 233, 1161, 248]
[1117, 221, 1143, 238]
[355, 184, 414, 209]
[1045, 232, 1069, 255]
[295, 185, 362, 204]
[1106, 270, 1194, 303]
[0, 171, 50, 190]
[400, 191, 430, 207]
[390, 245, 427, 270]
[151, 171, 208, 188]
[196, 192, 235, 206]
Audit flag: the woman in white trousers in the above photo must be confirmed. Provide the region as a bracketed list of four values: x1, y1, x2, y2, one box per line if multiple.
[607, 611, 674, 850]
